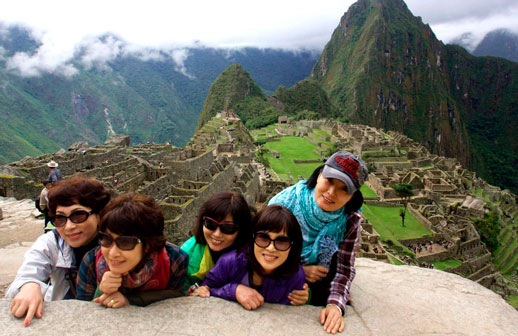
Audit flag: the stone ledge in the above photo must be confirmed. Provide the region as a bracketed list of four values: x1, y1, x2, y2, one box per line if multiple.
[1, 258, 517, 335]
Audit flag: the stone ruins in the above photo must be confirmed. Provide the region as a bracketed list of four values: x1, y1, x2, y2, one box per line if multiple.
[0, 114, 517, 304]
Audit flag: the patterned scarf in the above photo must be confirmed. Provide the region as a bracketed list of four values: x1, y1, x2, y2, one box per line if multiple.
[95, 247, 170, 290]
[269, 180, 347, 267]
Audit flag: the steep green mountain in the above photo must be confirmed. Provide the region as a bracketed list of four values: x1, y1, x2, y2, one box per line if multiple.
[273, 79, 338, 119]
[196, 64, 280, 130]
[311, 0, 518, 192]
[0, 25, 319, 164]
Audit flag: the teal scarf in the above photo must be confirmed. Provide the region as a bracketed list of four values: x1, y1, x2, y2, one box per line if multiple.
[269, 181, 347, 267]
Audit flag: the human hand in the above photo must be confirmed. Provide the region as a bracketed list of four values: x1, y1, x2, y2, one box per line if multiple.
[192, 285, 211, 298]
[94, 291, 129, 309]
[320, 305, 345, 334]
[10, 282, 43, 327]
[99, 271, 122, 295]
[302, 265, 329, 283]
[235, 284, 264, 310]
[289, 283, 309, 305]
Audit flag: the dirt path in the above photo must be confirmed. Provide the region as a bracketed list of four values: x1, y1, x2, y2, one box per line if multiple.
[0, 197, 43, 297]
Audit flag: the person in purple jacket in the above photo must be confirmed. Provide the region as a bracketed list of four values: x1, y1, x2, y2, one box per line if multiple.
[193, 204, 305, 310]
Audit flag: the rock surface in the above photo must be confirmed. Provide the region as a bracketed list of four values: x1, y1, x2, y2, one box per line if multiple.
[1, 258, 517, 336]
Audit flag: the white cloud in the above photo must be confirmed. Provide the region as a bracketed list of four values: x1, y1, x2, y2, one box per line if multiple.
[169, 49, 195, 79]
[1, 0, 517, 77]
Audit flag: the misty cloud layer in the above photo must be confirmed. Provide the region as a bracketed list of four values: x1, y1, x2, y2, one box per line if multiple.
[1, 0, 517, 77]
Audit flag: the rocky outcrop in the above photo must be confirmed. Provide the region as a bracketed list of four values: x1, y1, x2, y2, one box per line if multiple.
[104, 134, 130, 147]
[1, 258, 516, 335]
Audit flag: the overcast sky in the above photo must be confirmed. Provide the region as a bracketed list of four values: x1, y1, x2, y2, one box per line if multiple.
[1, 0, 517, 77]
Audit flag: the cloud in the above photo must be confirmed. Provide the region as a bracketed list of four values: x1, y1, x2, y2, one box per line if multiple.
[77, 35, 124, 71]
[1, 0, 518, 77]
[169, 49, 195, 79]
[406, 0, 518, 45]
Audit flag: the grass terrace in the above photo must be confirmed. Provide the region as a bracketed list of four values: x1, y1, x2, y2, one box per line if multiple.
[361, 184, 378, 198]
[362, 203, 433, 250]
[429, 259, 463, 270]
[262, 136, 322, 181]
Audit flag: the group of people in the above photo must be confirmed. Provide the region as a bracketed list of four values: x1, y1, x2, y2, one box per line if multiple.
[6, 151, 368, 335]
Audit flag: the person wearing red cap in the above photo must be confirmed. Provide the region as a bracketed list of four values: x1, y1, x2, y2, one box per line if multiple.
[269, 151, 368, 334]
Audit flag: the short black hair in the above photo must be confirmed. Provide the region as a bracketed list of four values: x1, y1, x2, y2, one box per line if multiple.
[193, 191, 252, 250]
[305, 165, 364, 214]
[247, 205, 302, 279]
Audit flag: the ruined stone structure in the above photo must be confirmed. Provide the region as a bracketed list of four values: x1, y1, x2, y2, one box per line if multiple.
[1, 116, 517, 302]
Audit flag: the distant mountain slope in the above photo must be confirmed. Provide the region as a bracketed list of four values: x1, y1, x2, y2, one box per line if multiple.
[311, 0, 518, 193]
[473, 29, 518, 63]
[0, 25, 319, 164]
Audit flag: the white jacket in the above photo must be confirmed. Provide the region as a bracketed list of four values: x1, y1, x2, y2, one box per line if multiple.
[5, 230, 75, 301]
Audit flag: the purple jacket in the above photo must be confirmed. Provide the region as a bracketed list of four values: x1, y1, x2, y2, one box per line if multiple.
[202, 249, 305, 305]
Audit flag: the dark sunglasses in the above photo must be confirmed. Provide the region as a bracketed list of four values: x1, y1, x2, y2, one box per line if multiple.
[50, 210, 95, 227]
[203, 216, 239, 235]
[98, 231, 142, 251]
[254, 231, 293, 251]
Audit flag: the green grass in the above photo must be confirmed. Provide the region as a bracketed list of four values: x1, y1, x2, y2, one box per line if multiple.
[495, 238, 518, 267]
[500, 249, 518, 274]
[389, 255, 405, 265]
[508, 294, 518, 308]
[429, 259, 463, 270]
[361, 184, 378, 198]
[362, 204, 433, 246]
[263, 136, 322, 181]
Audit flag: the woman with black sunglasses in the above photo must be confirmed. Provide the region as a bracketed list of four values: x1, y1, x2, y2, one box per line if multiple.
[180, 191, 252, 293]
[6, 174, 111, 326]
[268, 151, 369, 334]
[193, 205, 305, 309]
[75, 193, 188, 308]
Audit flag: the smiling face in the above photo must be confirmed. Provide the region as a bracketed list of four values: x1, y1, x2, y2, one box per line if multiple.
[55, 204, 99, 248]
[314, 174, 353, 212]
[253, 230, 291, 275]
[101, 230, 144, 275]
[202, 213, 238, 252]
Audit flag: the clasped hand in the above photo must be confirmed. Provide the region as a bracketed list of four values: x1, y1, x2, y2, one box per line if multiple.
[95, 271, 128, 308]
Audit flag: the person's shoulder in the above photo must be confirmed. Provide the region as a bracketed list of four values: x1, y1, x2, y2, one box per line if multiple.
[165, 242, 189, 261]
[218, 249, 242, 264]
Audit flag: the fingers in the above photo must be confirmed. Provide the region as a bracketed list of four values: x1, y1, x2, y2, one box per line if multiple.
[315, 266, 329, 278]
[321, 306, 344, 334]
[289, 284, 310, 305]
[23, 303, 36, 327]
[242, 293, 264, 310]
[36, 300, 43, 319]
[193, 286, 211, 298]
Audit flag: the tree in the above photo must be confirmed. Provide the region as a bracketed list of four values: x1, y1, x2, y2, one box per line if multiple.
[392, 183, 414, 227]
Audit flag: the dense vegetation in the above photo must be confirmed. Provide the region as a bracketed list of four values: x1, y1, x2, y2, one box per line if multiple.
[0, 25, 318, 164]
[311, 0, 518, 193]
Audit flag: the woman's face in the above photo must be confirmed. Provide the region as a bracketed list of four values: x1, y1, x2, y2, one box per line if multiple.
[253, 230, 290, 275]
[55, 204, 99, 248]
[101, 230, 144, 275]
[314, 173, 353, 212]
[203, 213, 238, 252]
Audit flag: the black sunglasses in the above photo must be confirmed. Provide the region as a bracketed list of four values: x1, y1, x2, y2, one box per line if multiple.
[98, 231, 142, 251]
[254, 231, 293, 251]
[50, 210, 95, 227]
[203, 216, 239, 235]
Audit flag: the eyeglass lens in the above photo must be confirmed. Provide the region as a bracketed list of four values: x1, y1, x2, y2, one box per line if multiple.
[98, 232, 141, 251]
[203, 217, 238, 234]
[51, 210, 92, 227]
[254, 232, 292, 251]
